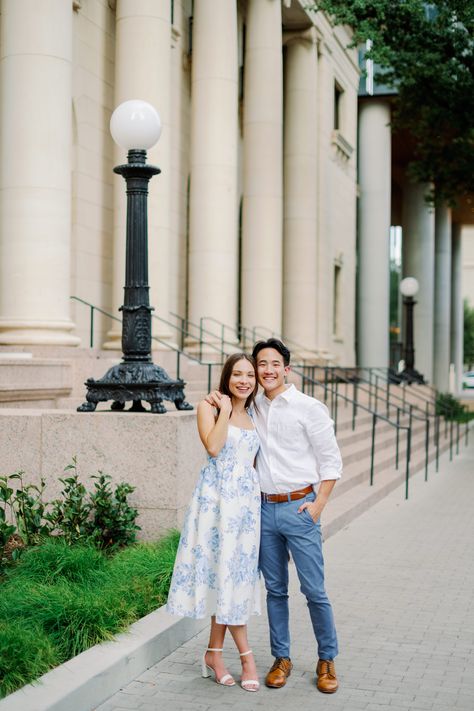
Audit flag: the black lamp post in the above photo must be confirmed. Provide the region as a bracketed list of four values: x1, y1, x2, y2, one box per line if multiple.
[399, 276, 425, 385]
[78, 100, 192, 414]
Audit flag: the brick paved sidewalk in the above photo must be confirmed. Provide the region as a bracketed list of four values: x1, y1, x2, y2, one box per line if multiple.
[97, 442, 474, 711]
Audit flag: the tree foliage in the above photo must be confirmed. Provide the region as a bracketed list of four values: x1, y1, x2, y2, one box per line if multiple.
[464, 299, 474, 368]
[311, 1, 474, 204]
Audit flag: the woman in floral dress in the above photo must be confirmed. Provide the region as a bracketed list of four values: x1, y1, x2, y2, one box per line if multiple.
[167, 353, 261, 692]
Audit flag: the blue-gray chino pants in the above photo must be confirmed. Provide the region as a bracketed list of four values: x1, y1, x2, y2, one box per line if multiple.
[259, 493, 338, 660]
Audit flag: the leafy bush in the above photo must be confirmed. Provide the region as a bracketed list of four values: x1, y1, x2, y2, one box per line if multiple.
[435, 392, 474, 423]
[88, 474, 140, 550]
[0, 458, 140, 573]
[44, 460, 92, 545]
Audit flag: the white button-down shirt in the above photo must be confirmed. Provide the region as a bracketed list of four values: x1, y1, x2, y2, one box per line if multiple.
[253, 384, 343, 494]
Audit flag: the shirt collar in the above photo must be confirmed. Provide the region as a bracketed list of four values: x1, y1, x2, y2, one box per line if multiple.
[263, 383, 296, 405]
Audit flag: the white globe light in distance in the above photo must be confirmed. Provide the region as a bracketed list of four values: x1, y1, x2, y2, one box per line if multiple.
[110, 100, 162, 150]
[400, 276, 419, 297]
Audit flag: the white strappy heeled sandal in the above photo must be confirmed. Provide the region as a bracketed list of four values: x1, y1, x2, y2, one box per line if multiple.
[239, 650, 260, 692]
[201, 647, 235, 686]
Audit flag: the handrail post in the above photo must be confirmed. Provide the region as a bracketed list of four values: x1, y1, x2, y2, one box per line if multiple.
[352, 383, 357, 431]
[435, 414, 440, 472]
[395, 408, 400, 470]
[374, 374, 379, 414]
[370, 413, 376, 485]
[207, 363, 211, 393]
[408, 405, 413, 462]
[456, 420, 460, 455]
[424, 417, 430, 482]
[465, 419, 469, 446]
[90, 305, 94, 348]
[324, 367, 328, 402]
[177, 350, 181, 381]
[386, 380, 390, 418]
[449, 417, 453, 461]
[405, 426, 411, 500]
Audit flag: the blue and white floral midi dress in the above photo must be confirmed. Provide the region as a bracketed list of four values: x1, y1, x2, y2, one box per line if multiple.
[167, 424, 261, 625]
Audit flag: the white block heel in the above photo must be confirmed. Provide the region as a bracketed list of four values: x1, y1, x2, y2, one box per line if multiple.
[201, 648, 235, 686]
[239, 650, 260, 692]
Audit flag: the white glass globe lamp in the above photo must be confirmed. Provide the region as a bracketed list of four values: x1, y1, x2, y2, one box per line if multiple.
[110, 100, 162, 150]
[400, 277, 419, 297]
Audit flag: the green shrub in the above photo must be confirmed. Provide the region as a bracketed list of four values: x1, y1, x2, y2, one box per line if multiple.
[435, 392, 474, 422]
[0, 621, 59, 699]
[88, 473, 140, 550]
[1, 458, 141, 572]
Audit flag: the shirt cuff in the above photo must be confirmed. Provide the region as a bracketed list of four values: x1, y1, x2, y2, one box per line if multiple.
[319, 471, 342, 481]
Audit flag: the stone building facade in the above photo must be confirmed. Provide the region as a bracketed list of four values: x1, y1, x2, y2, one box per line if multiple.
[0, 0, 359, 365]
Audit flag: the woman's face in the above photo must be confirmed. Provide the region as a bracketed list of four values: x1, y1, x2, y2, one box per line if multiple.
[228, 358, 256, 401]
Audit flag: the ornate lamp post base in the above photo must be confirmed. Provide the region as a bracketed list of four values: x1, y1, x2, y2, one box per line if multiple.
[79, 105, 193, 415]
[78, 362, 193, 414]
[398, 367, 425, 385]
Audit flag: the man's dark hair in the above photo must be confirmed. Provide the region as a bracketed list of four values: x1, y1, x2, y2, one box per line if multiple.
[252, 338, 291, 367]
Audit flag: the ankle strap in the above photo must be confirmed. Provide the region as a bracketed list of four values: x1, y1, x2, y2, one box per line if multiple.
[239, 650, 253, 657]
[207, 647, 223, 652]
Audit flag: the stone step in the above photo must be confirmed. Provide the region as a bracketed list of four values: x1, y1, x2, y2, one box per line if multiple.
[322, 437, 451, 540]
[333, 424, 439, 502]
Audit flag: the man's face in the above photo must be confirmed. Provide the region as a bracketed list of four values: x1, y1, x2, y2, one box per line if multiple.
[255, 347, 290, 396]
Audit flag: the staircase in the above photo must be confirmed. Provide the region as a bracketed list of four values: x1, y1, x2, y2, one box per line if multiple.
[0, 302, 469, 542]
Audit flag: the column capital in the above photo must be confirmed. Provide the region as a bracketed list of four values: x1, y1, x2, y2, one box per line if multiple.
[283, 26, 320, 48]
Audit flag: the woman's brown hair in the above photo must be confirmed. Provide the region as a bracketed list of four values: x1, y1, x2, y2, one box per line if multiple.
[218, 353, 258, 410]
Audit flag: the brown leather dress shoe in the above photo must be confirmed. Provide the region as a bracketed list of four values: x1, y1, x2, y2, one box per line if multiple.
[316, 659, 338, 693]
[265, 657, 293, 688]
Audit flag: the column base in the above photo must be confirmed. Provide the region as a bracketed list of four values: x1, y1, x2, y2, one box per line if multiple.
[0, 320, 80, 347]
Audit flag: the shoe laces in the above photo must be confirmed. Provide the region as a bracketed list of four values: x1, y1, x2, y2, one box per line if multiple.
[271, 657, 291, 672]
[319, 660, 336, 678]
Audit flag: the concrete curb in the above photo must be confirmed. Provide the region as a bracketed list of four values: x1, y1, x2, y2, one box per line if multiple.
[0, 607, 207, 711]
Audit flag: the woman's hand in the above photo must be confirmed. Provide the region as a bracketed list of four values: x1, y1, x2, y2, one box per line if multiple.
[218, 394, 232, 416]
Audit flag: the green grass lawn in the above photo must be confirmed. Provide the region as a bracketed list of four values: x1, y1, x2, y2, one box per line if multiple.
[0, 532, 180, 698]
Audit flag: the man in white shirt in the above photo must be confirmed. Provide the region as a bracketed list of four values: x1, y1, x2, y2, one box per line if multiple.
[251, 338, 341, 693]
[208, 338, 341, 693]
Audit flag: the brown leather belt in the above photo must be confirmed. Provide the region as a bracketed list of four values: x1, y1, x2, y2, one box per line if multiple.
[261, 484, 313, 503]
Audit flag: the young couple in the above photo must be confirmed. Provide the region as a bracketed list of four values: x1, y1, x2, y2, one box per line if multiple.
[167, 338, 342, 694]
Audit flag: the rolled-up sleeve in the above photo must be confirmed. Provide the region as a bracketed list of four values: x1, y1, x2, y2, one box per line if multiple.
[306, 401, 343, 481]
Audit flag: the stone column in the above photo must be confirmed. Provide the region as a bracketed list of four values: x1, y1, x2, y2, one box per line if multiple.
[0, 0, 79, 345]
[433, 201, 452, 391]
[241, 0, 283, 334]
[357, 100, 391, 367]
[283, 29, 319, 349]
[450, 222, 463, 393]
[187, 0, 239, 333]
[104, 0, 172, 349]
[402, 181, 435, 381]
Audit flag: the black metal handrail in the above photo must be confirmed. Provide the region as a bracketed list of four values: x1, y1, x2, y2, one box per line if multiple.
[293, 366, 414, 498]
[71, 296, 468, 498]
[70, 296, 224, 392]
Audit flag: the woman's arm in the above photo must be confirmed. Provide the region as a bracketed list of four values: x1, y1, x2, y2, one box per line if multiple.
[197, 397, 232, 457]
